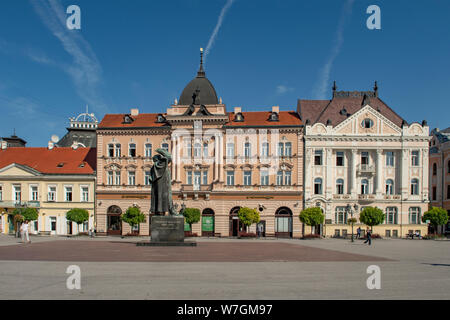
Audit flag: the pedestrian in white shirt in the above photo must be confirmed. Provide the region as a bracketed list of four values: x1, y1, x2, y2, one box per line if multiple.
[20, 220, 31, 243]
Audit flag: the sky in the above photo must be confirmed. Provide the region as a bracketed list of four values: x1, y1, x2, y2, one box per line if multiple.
[0, 0, 449, 146]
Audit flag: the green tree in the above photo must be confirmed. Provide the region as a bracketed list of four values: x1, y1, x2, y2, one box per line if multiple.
[121, 206, 146, 234]
[66, 208, 89, 234]
[422, 207, 449, 234]
[238, 207, 260, 232]
[182, 208, 201, 231]
[299, 207, 324, 235]
[359, 207, 385, 231]
[13, 207, 38, 222]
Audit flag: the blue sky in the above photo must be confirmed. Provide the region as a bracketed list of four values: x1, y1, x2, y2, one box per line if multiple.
[0, 0, 449, 146]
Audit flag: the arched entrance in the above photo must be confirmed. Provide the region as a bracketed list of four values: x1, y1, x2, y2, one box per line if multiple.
[201, 208, 215, 237]
[107, 205, 122, 235]
[229, 206, 242, 237]
[275, 207, 293, 238]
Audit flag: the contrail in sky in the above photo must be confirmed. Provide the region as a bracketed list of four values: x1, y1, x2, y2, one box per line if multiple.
[314, 0, 355, 99]
[204, 0, 235, 63]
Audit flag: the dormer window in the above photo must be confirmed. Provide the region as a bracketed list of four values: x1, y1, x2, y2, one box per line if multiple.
[156, 114, 166, 123]
[268, 112, 279, 122]
[361, 118, 373, 128]
[234, 112, 244, 122]
[57, 162, 65, 168]
[123, 115, 134, 124]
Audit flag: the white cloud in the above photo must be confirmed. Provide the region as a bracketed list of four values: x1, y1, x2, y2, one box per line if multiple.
[276, 85, 294, 95]
[313, 0, 355, 99]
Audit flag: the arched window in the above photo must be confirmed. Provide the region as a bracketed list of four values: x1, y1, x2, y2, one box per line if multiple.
[411, 179, 419, 195]
[314, 178, 322, 195]
[386, 179, 394, 195]
[433, 163, 437, 176]
[336, 179, 344, 195]
[361, 179, 369, 195]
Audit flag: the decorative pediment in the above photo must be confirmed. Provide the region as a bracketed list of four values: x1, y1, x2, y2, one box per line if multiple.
[0, 163, 41, 176]
[104, 163, 122, 170]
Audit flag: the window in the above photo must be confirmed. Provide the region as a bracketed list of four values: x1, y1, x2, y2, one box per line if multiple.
[277, 171, 283, 185]
[108, 144, 114, 157]
[115, 144, 121, 157]
[314, 150, 323, 165]
[161, 143, 169, 152]
[432, 186, 437, 201]
[107, 171, 114, 185]
[243, 171, 252, 186]
[145, 144, 152, 157]
[260, 170, 269, 186]
[50, 217, 57, 231]
[244, 143, 251, 159]
[386, 151, 394, 167]
[129, 144, 136, 157]
[128, 171, 136, 185]
[336, 179, 344, 194]
[411, 179, 419, 195]
[194, 143, 202, 158]
[30, 186, 38, 201]
[202, 171, 208, 185]
[284, 171, 292, 186]
[261, 142, 269, 158]
[285, 142, 292, 157]
[194, 171, 201, 190]
[314, 178, 322, 194]
[65, 186, 73, 202]
[361, 179, 369, 195]
[48, 186, 56, 202]
[185, 141, 192, 157]
[145, 171, 151, 186]
[411, 150, 420, 166]
[115, 171, 121, 185]
[226, 143, 235, 158]
[386, 207, 398, 224]
[336, 152, 344, 166]
[187, 171, 192, 185]
[361, 152, 369, 165]
[81, 187, 89, 202]
[277, 143, 284, 157]
[275, 217, 292, 233]
[335, 207, 347, 224]
[203, 143, 208, 158]
[433, 163, 437, 176]
[226, 171, 235, 186]
[14, 185, 21, 203]
[386, 179, 394, 195]
[361, 118, 374, 128]
[0, 185, 2, 201]
[409, 207, 421, 224]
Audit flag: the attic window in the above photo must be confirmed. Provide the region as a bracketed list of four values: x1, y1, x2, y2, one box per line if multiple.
[234, 112, 244, 122]
[57, 163, 65, 168]
[123, 115, 134, 124]
[340, 108, 347, 116]
[79, 162, 85, 168]
[268, 112, 279, 122]
[361, 118, 374, 129]
[156, 114, 166, 123]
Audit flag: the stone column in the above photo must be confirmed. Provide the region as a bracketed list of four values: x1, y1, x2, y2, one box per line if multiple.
[218, 134, 223, 182]
[401, 149, 409, 197]
[326, 148, 333, 197]
[351, 149, 358, 195]
[214, 135, 219, 182]
[376, 149, 383, 195]
[304, 148, 312, 197]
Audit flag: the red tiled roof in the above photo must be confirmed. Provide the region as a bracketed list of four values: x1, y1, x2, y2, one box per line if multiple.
[98, 113, 167, 128]
[226, 111, 302, 126]
[0, 147, 96, 174]
[297, 96, 405, 128]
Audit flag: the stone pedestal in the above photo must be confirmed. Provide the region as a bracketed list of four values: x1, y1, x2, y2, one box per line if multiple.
[137, 215, 196, 247]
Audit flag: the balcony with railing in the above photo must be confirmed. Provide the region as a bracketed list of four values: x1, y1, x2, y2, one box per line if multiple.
[357, 164, 375, 174]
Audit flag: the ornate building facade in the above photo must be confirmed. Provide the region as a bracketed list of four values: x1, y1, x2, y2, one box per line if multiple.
[95, 53, 304, 237]
[429, 127, 450, 234]
[299, 83, 431, 238]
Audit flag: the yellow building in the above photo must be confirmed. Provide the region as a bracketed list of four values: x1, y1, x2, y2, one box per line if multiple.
[0, 145, 96, 235]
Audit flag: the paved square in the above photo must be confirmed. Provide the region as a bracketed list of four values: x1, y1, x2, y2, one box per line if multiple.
[0, 235, 449, 300]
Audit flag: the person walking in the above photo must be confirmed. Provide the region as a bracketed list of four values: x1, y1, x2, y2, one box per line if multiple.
[363, 227, 372, 245]
[20, 220, 31, 244]
[356, 227, 361, 239]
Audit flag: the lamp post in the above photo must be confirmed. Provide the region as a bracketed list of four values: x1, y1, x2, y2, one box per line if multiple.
[347, 203, 359, 242]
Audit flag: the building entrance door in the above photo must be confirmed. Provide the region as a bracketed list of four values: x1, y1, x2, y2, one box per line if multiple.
[107, 214, 122, 235]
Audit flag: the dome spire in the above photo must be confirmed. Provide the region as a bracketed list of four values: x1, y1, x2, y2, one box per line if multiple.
[197, 47, 205, 78]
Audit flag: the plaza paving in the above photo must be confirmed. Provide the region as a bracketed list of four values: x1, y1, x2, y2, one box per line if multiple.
[0, 234, 449, 299]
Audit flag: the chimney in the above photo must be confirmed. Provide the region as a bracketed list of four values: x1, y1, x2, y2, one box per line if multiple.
[272, 106, 279, 114]
[234, 107, 242, 114]
[130, 108, 139, 116]
[48, 141, 54, 150]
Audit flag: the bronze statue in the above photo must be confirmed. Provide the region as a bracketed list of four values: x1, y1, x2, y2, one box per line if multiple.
[149, 148, 178, 216]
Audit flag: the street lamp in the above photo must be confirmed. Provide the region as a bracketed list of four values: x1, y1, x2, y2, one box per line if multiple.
[346, 203, 359, 242]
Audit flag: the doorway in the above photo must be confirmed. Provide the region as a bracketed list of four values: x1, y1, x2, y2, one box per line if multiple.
[201, 208, 215, 237]
[229, 206, 242, 237]
[107, 205, 122, 235]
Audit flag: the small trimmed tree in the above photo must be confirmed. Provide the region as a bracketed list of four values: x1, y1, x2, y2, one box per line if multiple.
[238, 207, 260, 233]
[299, 207, 324, 236]
[182, 208, 201, 232]
[121, 206, 146, 235]
[66, 208, 89, 235]
[422, 207, 449, 235]
[359, 207, 385, 231]
[13, 207, 38, 222]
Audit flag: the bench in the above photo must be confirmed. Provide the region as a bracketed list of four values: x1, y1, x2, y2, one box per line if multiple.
[406, 233, 422, 239]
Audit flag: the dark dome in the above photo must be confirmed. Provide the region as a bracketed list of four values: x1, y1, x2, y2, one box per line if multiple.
[178, 52, 219, 105]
